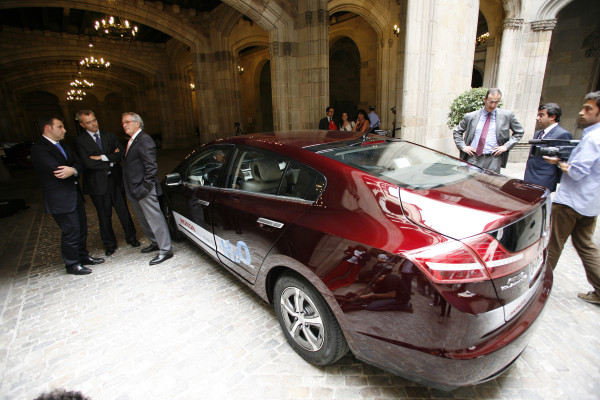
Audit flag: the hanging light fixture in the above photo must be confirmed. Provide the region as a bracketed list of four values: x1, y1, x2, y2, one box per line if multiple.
[94, 0, 138, 41]
[70, 71, 94, 89]
[67, 89, 87, 101]
[80, 41, 110, 71]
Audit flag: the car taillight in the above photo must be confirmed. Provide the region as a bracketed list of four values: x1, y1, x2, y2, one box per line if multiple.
[461, 234, 527, 280]
[405, 239, 490, 284]
[406, 234, 531, 284]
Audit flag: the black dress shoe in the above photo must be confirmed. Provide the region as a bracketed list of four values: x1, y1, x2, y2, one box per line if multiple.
[128, 239, 141, 247]
[141, 243, 160, 253]
[149, 252, 173, 265]
[66, 264, 92, 275]
[105, 246, 116, 256]
[81, 256, 105, 265]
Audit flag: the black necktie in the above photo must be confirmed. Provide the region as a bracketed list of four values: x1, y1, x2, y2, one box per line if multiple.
[94, 133, 102, 150]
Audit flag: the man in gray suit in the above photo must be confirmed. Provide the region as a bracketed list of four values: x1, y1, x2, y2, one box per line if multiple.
[453, 88, 524, 173]
[121, 112, 173, 265]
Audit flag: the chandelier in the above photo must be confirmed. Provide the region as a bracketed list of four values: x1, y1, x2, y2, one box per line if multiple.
[80, 42, 110, 71]
[67, 89, 87, 101]
[70, 71, 94, 89]
[94, 0, 138, 41]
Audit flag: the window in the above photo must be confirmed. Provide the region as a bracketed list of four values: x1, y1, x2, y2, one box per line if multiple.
[227, 148, 325, 201]
[228, 149, 286, 194]
[279, 162, 325, 201]
[185, 146, 233, 187]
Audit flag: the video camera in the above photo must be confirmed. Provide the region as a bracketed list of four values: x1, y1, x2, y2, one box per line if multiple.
[528, 138, 580, 161]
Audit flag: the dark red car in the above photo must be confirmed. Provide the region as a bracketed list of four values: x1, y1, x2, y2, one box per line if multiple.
[160, 131, 552, 390]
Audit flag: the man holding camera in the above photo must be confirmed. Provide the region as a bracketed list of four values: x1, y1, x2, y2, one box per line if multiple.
[524, 103, 572, 191]
[544, 91, 600, 304]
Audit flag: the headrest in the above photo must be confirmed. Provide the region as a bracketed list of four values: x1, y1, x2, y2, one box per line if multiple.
[252, 158, 281, 182]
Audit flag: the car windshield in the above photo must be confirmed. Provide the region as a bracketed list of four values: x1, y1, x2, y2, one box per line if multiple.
[310, 139, 480, 190]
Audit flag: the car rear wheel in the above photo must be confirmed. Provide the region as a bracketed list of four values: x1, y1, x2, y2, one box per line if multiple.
[274, 272, 349, 365]
[160, 196, 182, 240]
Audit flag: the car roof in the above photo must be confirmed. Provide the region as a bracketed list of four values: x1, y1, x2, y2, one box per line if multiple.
[218, 130, 371, 150]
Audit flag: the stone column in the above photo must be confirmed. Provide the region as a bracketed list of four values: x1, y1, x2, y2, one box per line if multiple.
[270, 1, 328, 131]
[377, 33, 399, 131]
[398, 0, 479, 154]
[496, 18, 557, 161]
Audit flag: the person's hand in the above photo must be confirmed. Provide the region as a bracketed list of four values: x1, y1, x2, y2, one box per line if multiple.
[54, 166, 75, 179]
[543, 156, 560, 165]
[492, 145, 508, 156]
[462, 145, 476, 156]
[90, 155, 102, 160]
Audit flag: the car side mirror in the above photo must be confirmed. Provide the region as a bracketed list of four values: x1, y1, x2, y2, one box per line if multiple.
[165, 172, 182, 186]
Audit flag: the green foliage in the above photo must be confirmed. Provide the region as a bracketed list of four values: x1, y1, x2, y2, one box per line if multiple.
[447, 87, 503, 128]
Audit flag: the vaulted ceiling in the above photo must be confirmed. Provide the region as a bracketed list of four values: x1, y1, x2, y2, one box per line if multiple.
[0, 1, 222, 43]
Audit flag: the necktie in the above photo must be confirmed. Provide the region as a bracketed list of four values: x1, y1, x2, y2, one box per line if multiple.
[476, 113, 491, 156]
[328, 118, 337, 130]
[126, 137, 133, 155]
[55, 142, 67, 159]
[539, 130, 546, 139]
[94, 133, 102, 150]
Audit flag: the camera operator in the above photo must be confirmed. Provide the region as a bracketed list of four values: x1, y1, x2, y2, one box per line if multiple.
[544, 91, 600, 304]
[524, 103, 572, 191]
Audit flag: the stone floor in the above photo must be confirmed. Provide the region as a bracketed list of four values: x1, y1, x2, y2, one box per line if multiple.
[0, 151, 598, 400]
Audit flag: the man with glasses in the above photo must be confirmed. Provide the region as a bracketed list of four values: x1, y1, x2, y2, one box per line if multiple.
[453, 88, 524, 173]
[73, 110, 139, 256]
[121, 112, 173, 265]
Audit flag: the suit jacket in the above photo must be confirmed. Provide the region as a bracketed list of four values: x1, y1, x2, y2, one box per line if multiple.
[73, 130, 125, 196]
[30, 136, 83, 214]
[122, 131, 162, 201]
[453, 108, 524, 168]
[319, 117, 339, 130]
[523, 125, 572, 191]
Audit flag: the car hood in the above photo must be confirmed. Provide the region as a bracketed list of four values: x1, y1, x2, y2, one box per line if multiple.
[397, 175, 548, 239]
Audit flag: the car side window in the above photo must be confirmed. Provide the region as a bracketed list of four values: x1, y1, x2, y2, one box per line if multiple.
[280, 162, 325, 201]
[228, 149, 286, 194]
[185, 146, 232, 187]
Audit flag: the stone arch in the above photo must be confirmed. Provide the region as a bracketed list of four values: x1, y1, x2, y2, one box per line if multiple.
[535, 0, 576, 20]
[0, 0, 208, 50]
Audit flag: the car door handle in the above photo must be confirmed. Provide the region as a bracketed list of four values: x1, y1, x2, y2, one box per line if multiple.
[196, 199, 210, 207]
[257, 217, 284, 229]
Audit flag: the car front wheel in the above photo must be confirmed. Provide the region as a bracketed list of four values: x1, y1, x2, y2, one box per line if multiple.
[274, 272, 349, 365]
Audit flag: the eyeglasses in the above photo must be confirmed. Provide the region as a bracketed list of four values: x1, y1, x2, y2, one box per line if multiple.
[486, 100, 501, 104]
[122, 120, 137, 126]
[82, 119, 97, 125]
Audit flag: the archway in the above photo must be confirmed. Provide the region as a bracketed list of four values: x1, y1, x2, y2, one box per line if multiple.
[330, 37, 361, 120]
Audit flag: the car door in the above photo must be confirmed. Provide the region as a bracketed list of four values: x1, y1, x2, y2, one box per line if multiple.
[165, 144, 234, 256]
[211, 147, 325, 283]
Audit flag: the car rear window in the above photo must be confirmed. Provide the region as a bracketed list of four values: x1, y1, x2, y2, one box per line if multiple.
[310, 139, 480, 190]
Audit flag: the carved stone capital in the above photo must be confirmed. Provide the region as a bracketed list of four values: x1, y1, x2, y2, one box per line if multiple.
[503, 18, 524, 30]
[531, 19, 557, 31]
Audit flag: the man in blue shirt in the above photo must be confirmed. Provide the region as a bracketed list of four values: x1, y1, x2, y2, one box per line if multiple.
[368, 106, 380, 133]
[544, 91, 600, 304]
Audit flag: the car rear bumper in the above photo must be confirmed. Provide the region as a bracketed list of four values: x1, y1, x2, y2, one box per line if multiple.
[345, 263, 552, 390]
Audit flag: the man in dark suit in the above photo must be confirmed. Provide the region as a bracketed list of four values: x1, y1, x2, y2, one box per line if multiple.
[30, 115, 104, 275]
[453, 88, 524, 173]
[524, 103, 573, 191]
[73, 110, 139, 256]
[318, 106, 339, 130]
[121, 112, 173, 265]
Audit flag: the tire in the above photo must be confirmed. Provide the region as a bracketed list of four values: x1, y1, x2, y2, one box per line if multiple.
[160, 196, 182, 240]
[274, 272, 349, 365]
